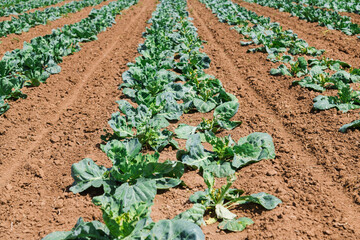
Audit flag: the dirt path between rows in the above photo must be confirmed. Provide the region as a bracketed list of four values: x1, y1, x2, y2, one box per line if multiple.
[236, 0, 360, 68]
[0, 0, 157, 238]
[0, 0, 118, 56]
[179, 0, 360, 238]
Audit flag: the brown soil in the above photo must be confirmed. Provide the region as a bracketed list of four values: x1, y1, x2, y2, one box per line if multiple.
[1, 0, 360, 239]
[0, 0, 117, 56]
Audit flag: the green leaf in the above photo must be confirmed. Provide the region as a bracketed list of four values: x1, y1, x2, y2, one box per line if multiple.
[144, 160, 184, 189]
[146, 219, 205, 240]
[339, 119, 360, 133]
[0, 77, 16, 96]
[240, 192, 282, 210]
[270, 64, 291, 76]
[108, 112, 134, 138]
[202, 161, 235, 178]
[181, 134, 212, 169]
[0, 97, 9, 115]
[69, 158, 108, 194]
[174, 203, 206, 226]
[189, 190, 210, 206]
[313, 95, 360, 112]
[103, 201, 152, 238]
[193, 98, 216, 113]
[213, 101, 239, 120]
[218, 217, 254, 232]
[232, 133, 275, 169]
[42, 218, 110, 240]
[93, 179, 157, 210]
[174, 124, 197, 139]
[217, 119, 242, 130]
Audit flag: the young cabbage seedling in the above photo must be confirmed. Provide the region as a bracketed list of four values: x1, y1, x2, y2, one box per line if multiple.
[176, 171, 282, 232]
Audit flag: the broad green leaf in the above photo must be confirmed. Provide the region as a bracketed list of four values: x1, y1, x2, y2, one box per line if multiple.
[69, 158, 108, 194]
[93, 179, 157, 211]
[313, 95, 360, 112]
[218, 217, 254, 232]
[0, 77, 15, 96]
[202, 161, 235, 178]
[155, 178, 182, 189]
[213, 101, 239, 120]
[174, 203, 206, 226]
[237, 192, 282, 210]
[42, 218, 110, 240]
[182, 134, 212, 169]
[116, 100, 135, 116]
[103, 201, 152, 238]
[270, 64, 291, 76]
[232, 133, 275, 169]
[193, 98, 216, 113]
[146, 219, 205, 240]
[339, 119, 360, 133]
[217, 119, 242, 130]
[108, 112, 134, 138]
[174, 124, 197, 139]
[189, 190, 210, 206]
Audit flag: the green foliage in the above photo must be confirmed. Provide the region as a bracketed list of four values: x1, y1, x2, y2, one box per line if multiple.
[175, 101, 241, 141]
[70, 139, 184, 194]
[176, 172, 281, 232]
[0, 0, 108, 38]
[339, 115, 360, 133]
[246, 0, 360, 36]
[177, 131, 275, 177]
[0, 0, 138, 114]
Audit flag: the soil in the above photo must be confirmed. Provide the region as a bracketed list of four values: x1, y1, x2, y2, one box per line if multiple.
[0, 0, 360, 239]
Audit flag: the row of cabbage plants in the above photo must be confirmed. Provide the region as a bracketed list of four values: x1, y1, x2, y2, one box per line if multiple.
[199, 0, 360, 132]
[43, 0, 282, 238]
[0, 0, 109, 38]
[294, 0, 360, 15]
[0, 0, 67, 17]
[0, 0, 137, 115]
[245, 0, 360, 36]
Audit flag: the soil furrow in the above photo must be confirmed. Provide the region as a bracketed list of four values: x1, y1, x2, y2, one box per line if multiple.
[186, 0, 360, 238]
[0, 0, 157, 238]
[0, 0, 118, 56]
[235, 0, 360, 68]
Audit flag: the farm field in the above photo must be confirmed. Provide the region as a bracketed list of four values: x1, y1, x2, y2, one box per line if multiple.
[0, 0, 359, 239]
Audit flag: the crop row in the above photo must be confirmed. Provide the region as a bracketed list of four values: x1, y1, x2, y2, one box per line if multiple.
[245, 0, 360, 36]
[199, 0, 360, 132]
[44, 0, 282, 238]
[294, 0, 360, 15]
[0, 0, 31, 8]
[0, 0, 108, 38]
[0, 0, 137, 115]
[0, 0, 67, 17]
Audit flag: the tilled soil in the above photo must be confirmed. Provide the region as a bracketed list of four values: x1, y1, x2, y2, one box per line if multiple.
[0, 0, 360, 239]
